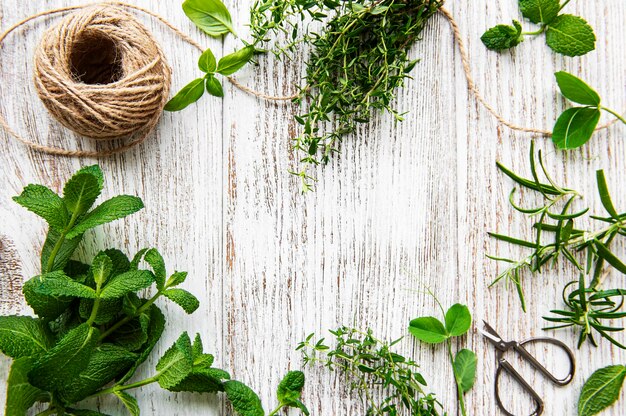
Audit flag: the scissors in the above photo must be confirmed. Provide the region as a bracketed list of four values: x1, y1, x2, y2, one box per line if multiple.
[481, 321, 575, 416]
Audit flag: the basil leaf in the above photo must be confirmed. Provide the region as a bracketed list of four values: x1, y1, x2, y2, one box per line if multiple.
[519, 0, 560, 24]
[182, 0, 235, 37]
[555, 72, 601, 106]
[164, 78, 205, 112]
[578, 365, 626, 416]
[198, 47, 217, 73]
[552, 107, 601, 149]
[217, 46, 254, 76]
[408, 317, 448, 344]
[453, 349, 478, 393]
[545, 15, 596, 57]
[481, 21, 523, 51]
[205, 75, 224, 97]
[445, 304, 472, 336]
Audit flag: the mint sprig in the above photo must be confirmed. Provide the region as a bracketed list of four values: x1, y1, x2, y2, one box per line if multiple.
[578, 365, 626, 416]
[0, 166, 308, 416]
[481, 0, 596, 56]
[552, 71, 626, 149]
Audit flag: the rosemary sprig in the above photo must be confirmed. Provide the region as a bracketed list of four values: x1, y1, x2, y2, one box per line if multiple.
[250, 0, 442, 190]
[488, 142, 626, 349]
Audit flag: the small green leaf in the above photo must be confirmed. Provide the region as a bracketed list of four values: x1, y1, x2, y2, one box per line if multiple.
[206, 75, 224, 97]
[66, 196, 144, 239]
[552, 107, 601, 149]
[144, 248, 166, 289]
[594, 241, 626, 275]
[23, 274, 73, 319]
[183, 0, 235, 37]
[100, 270, 155, 299]
[545, 15, 596, 57]
[41, 228, 82, 273]
[156, 332, 194, 389]
[164, 78, 205, 112]
[198, 47, 217, 73]
[63, 166, 103, 216]
[114, 391, 140, 416]
[453, 349, 478, 393]
[277, 370, 306, 405]
[91, 252, 113, 287]
[578, 365, 626, 416]
[167, 271, 188, 287]
[119, 305, 165, 383]
[31, 272, 97, 299]
[408, 317, 448, 344]
[224, 380, 265, 416]
[79, 298, 122, 325]
[0, 316, 54, 359]
[481, 21, 524, 51]
[129, 248, 148, 270]
[13, 184, 69, 232]
[28, 323, 99, 391]
[445, 304, 472, 336]
[217, 46, 254, 76]
[596, 170, 620, 220]
[5, 357, 48, 416]
[163, 288, 200, 314]
[554, 72, 601, 107]
[518, 0, 560, 24]
[109, 312, 150, 351]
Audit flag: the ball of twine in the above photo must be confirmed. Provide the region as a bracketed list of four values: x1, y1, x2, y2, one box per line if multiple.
[33, 4, 171, 148]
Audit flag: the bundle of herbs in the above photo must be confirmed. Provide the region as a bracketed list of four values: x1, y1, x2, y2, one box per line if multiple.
[0, 166, 308, 416]
[250, 0, 442, 190]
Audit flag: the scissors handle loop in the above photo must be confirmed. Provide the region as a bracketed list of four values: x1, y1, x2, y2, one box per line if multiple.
[517, 337, 576, 386]
[494, 361, 544, 416]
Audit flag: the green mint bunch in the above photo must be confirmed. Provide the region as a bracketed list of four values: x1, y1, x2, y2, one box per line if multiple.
[408, 297, 477, 416]
[578, 365, 626, 416]
[552, 72, 626, 149]
[164, 0, 254, 111]
[489, 144, 626, 349]
[299, 326, 444, 416]
[481, 0, 596, 56]
[0, 166, 308, 416]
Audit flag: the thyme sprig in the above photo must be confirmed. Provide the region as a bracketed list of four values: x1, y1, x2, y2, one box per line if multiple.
[489, 142, 626, 349]
[250, 0, 442, 190]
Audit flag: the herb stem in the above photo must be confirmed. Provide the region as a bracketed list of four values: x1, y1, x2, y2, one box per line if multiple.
[558, 0, 572, 12]
[45, 209, 80, 273]
[98, 290, 163, 341]
[447, 339, 467, 416]
[268, 405, 283, 416]
[601, 106, 626, 125]
[522, 27, 546, 36]
[90, 375, 159, 398]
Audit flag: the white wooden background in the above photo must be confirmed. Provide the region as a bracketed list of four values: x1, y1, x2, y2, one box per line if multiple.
[0, 0, 625, 415]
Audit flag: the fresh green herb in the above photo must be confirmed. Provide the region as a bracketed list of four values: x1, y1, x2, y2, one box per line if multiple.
[578, 365, 626, 416]
[481, 0, 596, 56]
[182, 0, 236, 37]
[552, 72, 626, 149]
[298, 326, 443, 415]
[488, 143, 626, 349]
[1, 166, 308, 416]
[250, 0, 442, 191]
[165, 45, 254, 111]
[408, 294, 477, 416]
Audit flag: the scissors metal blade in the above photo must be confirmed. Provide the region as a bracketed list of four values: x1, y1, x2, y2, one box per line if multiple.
[481, 320, 506, 349]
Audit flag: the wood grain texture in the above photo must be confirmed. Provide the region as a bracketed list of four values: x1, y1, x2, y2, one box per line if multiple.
[0, 0, 625, 415]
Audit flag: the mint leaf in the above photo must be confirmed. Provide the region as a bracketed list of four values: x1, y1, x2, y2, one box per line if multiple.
[519, 0, 560, 24]
[41, 228, 82, 273]
[13, 184, 69, 232]
[545, 14, 596, 57]
[277, 371, 307, 413]
[103, 249, 131, 276]
[66, 410, 112, 416]
[224, 380, 265, 416]
[453, 349, 478, 393]
[30, 271, 97, 299]
[554, 71, 601, 106]
[29, 323, 99, 391]
[206, 75, 224, 97]
[100, 270, 155, 299]
[168, 367, 229, 393]
[144, 248, 166, 289]
[0, 316, 54, 359]
[552, 107, 601, 149]
[199, 47, 217, 73]
[578, 365, 626, 416]
[163, 288, 200, 314]
[445, 304, 472, 336]
[109, 313, 150, 351]
[79, 298, 122, 325]
[129, 248, 148, 270]
[408, 317, 448, 344]
[481, 21, 524, 51]
[182, 0, 235, 37]
[114, 391, 140, 416]
[66, 195, 144, 239]
[167, 271, 188, 287]
[57, 344, 138, 403]
[164, 78, 205, 112]
[91, 251, 113, 286]
[217, 46, 254, 76]
[23, 274, 72, 319]
[156, 332, 194, 389]
[63, 166, 103, 216]
[5, 357, 48, 416]
[119, 304, 165, 383]
[192, 333, 204, 357]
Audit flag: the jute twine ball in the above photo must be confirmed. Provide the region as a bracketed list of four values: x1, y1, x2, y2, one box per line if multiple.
[33, 4, 171, 142]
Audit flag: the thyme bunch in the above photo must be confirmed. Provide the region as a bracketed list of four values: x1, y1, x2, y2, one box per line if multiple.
[250, 0, 442, 190]
[298, 326, 444, 415]
[488, 143, 626, 349]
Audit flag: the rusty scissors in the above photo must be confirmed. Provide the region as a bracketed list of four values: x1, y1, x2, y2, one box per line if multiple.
[481, 321, 576, 416]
